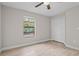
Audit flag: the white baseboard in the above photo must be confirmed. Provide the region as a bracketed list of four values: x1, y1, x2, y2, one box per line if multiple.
[50, 39, 65, 44]
[2, 39, 49, 51]
[50, 39, 79, 50]
[65, 43, 79, 50]
[2, 38, 79, 51]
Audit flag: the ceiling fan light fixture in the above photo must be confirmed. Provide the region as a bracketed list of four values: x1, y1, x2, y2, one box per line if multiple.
[44, 2, 50, 5]
[35, 2, 51, 10]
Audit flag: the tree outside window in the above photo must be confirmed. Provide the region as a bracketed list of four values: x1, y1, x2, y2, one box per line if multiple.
[24, 16, 35, 36]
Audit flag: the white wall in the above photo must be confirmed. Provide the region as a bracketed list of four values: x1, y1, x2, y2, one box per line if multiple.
[2, 5, 50, 50]
[51, 14, 65, 43]
[0, 4, 1, 51]
[50, 6, 79, 50]
[65, 6, 79, 49]
[2, 4, 79, 51]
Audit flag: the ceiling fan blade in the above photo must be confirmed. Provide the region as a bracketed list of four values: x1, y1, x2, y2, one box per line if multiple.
[35, 2, 44, 7]
[47, 4, 51, 10]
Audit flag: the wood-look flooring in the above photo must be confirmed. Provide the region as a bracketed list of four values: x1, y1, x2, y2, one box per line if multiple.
[0, 40, 79, 56]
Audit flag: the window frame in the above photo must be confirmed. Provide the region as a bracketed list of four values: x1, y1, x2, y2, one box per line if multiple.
[23, 16, 36, 38]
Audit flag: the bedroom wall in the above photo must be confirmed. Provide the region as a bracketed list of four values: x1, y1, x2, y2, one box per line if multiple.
[0, 4, 2, 52]
[2, 5, 50, 50]
[65, 6, 79, 49]
[51, 14, 65, 43]
[51, 6, 79, 50]
[2, 4, 79, 51]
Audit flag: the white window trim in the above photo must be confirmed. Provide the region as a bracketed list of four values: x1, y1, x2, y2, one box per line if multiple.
[23, 16, 36, 38]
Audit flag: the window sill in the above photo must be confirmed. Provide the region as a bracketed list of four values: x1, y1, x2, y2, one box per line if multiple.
[24, 34, 34, 38]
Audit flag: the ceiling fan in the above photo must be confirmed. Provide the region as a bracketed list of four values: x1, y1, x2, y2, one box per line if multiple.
[35, 2, 51, 10]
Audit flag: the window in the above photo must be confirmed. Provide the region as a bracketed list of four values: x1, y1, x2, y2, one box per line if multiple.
[24, 16, 35, 37]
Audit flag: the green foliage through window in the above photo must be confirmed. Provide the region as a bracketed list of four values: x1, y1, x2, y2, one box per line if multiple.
[24, 16, 35, 35]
